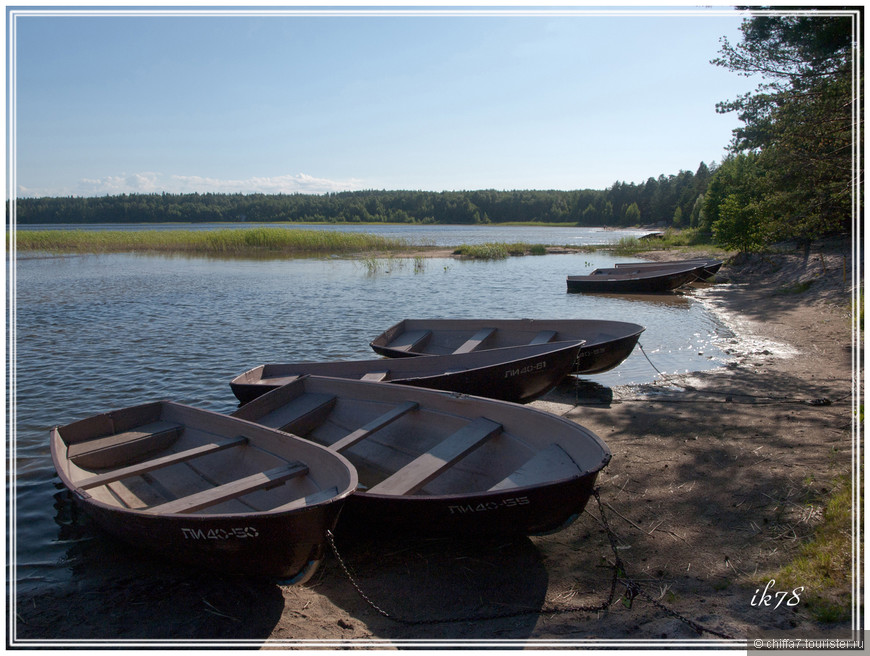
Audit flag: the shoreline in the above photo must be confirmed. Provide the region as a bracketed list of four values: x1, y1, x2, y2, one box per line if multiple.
[13, 239, 858, 647]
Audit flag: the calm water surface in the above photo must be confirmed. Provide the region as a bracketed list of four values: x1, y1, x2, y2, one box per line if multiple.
[10, 230, 734, 595]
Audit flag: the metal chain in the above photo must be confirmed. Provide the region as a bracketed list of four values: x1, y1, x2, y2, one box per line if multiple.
[631, 586, 736, 640]
[637, 342, 685, 387]
[326, 488, 734, 638]
[325, 489, 619, 626]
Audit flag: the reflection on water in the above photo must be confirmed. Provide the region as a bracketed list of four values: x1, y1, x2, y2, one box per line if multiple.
[10, 248, 734, 593]
[577, 292, 693, 308]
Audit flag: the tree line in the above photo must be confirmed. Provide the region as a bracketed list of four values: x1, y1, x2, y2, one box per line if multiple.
[704, 9, 858, 251]
[12, 166, 712, 229]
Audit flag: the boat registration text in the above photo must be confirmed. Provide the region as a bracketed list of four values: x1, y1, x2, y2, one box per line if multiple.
[503, 361, 547, 378]
[448, 496, 530, 515]
[181, 527, 259, 540]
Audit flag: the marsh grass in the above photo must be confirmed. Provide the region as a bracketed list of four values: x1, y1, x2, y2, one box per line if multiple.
[769, 476, 854, 623]
[357, 255, 402, 275]
[605, 228, 725, 256]
[452, 242, 546, 259]
[14, 228, 413, 258]
[608, 236, 646, 255]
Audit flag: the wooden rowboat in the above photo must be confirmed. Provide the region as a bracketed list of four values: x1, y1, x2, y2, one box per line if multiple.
[51, 400, 358, 581]
[614, 258, 723, 280]
[232, 376, 612, 537]
[369, 318, 644, 375]
[566, 264, 701, 294]
[230, 341, 585, 406]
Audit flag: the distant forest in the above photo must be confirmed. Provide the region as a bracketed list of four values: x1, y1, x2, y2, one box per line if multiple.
[14, 163, 713, 229]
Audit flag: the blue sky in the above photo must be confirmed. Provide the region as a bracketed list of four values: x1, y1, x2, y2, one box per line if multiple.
[10, 5, 763, 198]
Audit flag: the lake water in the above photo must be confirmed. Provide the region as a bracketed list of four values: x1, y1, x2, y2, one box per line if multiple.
[8, 225, 734, 598]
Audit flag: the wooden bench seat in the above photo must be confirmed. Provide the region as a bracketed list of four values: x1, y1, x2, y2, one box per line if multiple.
[368, 417, 502, 496]
[261, 374, 301, 387]
[146, 462, 309, 515]
[488, 444, 580, 491]
[272, 486, 339, 512]
[529, 330, 558, 345]
[452, 328, 495, 354]
[254, 393, 336, 434]
[387, 330, 432, 353]
[78, 435, 249, 490]
[329, 401, 419, 453]
[68, 420, 183, 470]
[360, 371, 390, 382]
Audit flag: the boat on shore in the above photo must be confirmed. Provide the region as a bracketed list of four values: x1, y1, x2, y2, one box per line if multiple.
[368, 318, 644, 375]
[566, 264, 702, 294]
[50, 400, 357, 581]
[230, 341, 585, 406]
[232, 375, 612, 537]
[614, 258, 723, 280]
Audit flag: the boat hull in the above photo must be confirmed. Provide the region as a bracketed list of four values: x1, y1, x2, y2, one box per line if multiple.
[390, 349, 572, 403]
[338, 467, 601, 537]
[369, 319, 644, 376]
[72, 493, 344, 581]
[566, 267, 700, 294]
[230, 342, 584, 405]
[614, 259, 723, 280]
[574, 330, 642, 374]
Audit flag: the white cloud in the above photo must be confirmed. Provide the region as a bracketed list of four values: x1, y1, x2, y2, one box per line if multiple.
[169, 173, 366, 195]
[77, 172, 164, 195]
[19, 172, 365, 197]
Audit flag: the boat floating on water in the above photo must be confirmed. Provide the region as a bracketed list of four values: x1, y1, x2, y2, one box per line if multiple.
[368, 318, 644, 376]
[232, 375, 612, 537]
[50, 400, 357, 581]
[614, 258, 724, 281]
[230, 340, 585, 406]
[566, 263, 703, 294]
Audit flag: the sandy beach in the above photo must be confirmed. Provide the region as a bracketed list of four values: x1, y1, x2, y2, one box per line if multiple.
[14, 238, 859, 648]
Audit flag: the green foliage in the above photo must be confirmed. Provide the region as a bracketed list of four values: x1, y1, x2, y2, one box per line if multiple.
[713, 195, 769, 253]
[712, 10, 856, 248]
[705, 153, 775, 253]
[624, 202, 641, 225]
[658, 227, 715, 248]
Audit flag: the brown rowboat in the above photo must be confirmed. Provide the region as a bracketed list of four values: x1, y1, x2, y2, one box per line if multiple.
[230, 341, 584, 405]
[232, 375, 611, 537]
[369, 318, 644, 375]
[51, 400, 357, 581]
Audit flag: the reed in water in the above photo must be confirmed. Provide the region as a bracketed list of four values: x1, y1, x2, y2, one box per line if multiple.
[452, 242, 547, 259]
[14, 227, 414, 257]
